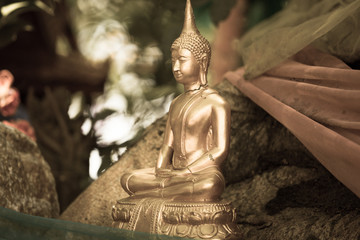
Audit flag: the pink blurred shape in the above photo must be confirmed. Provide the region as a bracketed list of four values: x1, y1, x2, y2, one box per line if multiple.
[0, 70, 20, 117]
[0, 70, 14, 99]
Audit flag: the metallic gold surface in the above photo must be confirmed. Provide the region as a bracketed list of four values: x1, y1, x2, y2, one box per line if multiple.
[113, 0, 240, 238]
[112, 198, 240, 239]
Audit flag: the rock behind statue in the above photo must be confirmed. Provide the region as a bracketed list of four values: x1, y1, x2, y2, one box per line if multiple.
[0, 122, 59, 218]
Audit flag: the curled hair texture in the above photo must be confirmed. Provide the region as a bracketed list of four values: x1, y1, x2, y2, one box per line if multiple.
[171, 33, 211, 68]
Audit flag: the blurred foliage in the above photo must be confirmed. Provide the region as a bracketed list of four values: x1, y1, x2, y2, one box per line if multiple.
[0, 0, 54, 47]
[68, 0, 237, 86]
[210, 0, 237, 25]
[245, 0, 288, 31]
[27, 87, 95, 210]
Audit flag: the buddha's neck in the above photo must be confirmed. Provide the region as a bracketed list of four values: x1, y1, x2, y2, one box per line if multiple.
[183, 81, 202, 93]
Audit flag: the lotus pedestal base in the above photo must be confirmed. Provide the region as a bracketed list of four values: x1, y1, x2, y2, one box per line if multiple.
[112, 197, 241, 239]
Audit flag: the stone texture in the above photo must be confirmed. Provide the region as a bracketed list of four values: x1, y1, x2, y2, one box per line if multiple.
[61, 80, 360, 239]
[0, 122, 59, 218]
[223, 166, 360, 239]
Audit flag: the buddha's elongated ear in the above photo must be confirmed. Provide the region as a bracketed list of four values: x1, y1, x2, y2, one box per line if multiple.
[199, 53, 208, 85]
[200, 53, 209, 73]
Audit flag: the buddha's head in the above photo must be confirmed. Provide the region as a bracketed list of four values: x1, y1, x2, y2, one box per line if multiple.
[171, 0, 211, 86]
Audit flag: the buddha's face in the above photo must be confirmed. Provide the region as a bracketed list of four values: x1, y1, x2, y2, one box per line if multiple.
[171, 48, 201, 85]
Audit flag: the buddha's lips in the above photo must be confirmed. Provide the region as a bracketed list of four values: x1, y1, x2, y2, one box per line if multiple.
[174, 72, 182, 79]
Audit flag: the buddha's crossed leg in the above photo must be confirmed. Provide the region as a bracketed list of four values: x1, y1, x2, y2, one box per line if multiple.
[121, 167, 225, 201]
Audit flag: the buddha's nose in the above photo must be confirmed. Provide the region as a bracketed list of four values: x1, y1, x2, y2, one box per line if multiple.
[173, 60, 180, 71]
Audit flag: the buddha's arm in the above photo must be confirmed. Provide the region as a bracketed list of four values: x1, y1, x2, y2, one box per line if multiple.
[186, 96, 231, 173]
[156, 115, 174, 170]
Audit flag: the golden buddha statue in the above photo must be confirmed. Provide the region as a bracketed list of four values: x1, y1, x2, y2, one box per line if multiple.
[112, 1, 240, 238]
[120, 0, 230, 203]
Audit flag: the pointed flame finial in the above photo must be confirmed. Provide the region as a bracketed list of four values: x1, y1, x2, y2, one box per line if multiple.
[181, 0, 200, 35]
[171, 0, 211, 67]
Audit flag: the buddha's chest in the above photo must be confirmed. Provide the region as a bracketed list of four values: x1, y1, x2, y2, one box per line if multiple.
[170, 95, 212, 135]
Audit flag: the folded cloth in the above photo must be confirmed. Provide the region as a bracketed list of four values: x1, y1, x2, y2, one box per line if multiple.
[225, 47, 360, 198]
[237, 0, 360, 80]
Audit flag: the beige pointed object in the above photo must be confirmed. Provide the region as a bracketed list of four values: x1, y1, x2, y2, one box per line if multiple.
[181, 0, 200, 35]
[171, 0, 211, 66]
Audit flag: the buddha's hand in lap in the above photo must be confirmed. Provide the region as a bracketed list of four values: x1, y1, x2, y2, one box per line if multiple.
[155, 168, 173, 178]
[155, 168, 191, 178]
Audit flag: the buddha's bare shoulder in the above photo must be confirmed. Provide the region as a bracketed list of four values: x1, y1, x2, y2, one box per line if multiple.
[203, 88, 229, 109]
[169, 94, 182, 108]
